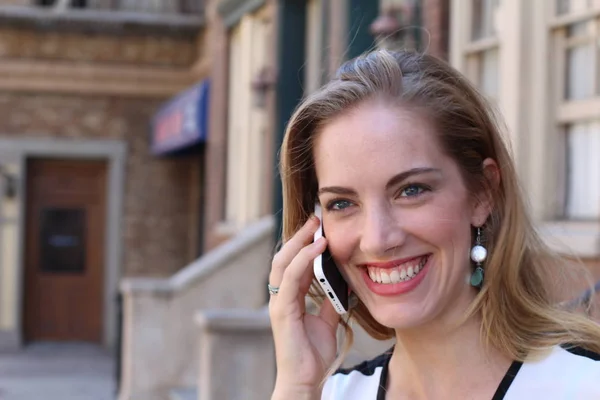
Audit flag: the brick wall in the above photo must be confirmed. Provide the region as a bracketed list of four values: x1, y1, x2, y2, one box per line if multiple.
[0, 93, 201, 277]
[0, 27, 197, 67]
[0, 16, 204, 277]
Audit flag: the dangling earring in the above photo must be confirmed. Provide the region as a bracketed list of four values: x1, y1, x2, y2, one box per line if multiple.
[470, 227, 487, 288]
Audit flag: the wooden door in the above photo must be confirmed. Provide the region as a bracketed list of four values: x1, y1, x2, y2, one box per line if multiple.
[23, 159, 107, 343]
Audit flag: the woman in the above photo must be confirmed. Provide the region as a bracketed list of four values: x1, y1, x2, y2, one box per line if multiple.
[268, 50, 600, 399]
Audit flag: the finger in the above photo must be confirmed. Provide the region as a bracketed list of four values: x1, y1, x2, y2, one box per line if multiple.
[318, 297, 341, 329]
[296, 256, 321, 315]
[269, 215, 320, 287]
[272, 237, 326, 313]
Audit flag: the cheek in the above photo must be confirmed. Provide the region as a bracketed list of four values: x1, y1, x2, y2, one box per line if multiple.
[324, 226, 357, 268]
[405, 198, 473, 247]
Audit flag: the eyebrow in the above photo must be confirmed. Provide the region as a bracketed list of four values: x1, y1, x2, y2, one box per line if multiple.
[317, 167, 441, 196]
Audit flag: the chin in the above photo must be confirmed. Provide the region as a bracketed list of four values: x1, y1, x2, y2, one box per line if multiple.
[366, 303, 434, 331]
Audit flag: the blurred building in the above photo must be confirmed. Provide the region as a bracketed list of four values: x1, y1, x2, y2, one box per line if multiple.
[9, 1, 596, 400]
[117, 1, 452, 400]
[0, 0, 206, 352]
[449, 0, 600, 277]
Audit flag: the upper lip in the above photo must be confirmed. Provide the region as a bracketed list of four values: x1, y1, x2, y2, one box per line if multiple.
[359, 254, 430, 269]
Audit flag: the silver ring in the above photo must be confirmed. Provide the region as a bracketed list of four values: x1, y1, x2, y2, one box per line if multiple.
[268, 283, 279, 295]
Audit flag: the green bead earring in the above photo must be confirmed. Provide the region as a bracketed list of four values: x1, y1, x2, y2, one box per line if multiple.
[470, 227, 487, 288]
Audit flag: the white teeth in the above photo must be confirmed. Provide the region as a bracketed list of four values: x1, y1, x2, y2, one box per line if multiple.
[400, 268, 407, 280]
[390, 269, 400, 284]
[366, 256, 428, 284]
[381, 271, 391, 284]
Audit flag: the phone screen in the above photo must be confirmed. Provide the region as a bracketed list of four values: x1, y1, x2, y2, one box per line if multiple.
[321, 247, 349, 308]
[314, 203, 349, 312]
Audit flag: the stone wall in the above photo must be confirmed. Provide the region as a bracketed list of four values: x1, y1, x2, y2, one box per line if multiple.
[0, 27, 197, 67]
[0, 93, 201, 276]
[0, 8, 204, 277]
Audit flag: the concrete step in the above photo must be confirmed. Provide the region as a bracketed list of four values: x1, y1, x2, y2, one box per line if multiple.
[169, 387, 198, 400]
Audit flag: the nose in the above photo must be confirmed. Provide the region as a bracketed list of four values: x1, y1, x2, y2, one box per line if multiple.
[359, 202, 407, 258]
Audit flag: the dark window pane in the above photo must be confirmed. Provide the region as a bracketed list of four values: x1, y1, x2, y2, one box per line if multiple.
[471, 0, 499, 41]
[72, 0, 87, 8]
[556, 0, 570, 15]
[40, 208, 86, 274]
[36, 0, 88, 7]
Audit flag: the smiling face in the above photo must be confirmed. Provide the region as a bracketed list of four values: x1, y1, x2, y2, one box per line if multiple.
[313, 100, 490, 330]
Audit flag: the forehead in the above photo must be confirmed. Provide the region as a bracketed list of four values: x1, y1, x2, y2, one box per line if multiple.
[313, 102, 449, 184]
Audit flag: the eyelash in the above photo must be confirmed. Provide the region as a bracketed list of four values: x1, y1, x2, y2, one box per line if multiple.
[397, 183, 431, 198]
[324, 183, 432, 212]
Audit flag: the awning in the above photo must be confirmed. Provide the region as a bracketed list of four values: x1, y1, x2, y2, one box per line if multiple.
[151, 80, 209, 155]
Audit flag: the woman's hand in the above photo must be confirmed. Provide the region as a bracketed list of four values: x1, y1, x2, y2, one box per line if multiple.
[269, 215, 341, 399]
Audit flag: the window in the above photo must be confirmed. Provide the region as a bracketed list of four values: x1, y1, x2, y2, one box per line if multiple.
[565, 121, 600, 219]
[223, 13, 271, 232]
[471, 0, 498, 40]
[552, 0, 600, 219]
[40, 208, 86, 274]
[556, 0, 600, 15]
[464, 0, 501, 100]
[36, 0, 88, 8]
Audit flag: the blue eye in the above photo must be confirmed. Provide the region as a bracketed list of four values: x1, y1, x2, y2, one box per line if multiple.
[326, 199, 352, 211]
[399, 184, 427, 197]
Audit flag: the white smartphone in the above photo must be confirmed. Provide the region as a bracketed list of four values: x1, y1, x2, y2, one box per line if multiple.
[313, 203, 349, 315]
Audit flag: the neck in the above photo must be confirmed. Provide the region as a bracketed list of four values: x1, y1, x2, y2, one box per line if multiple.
[388, 290, 511, 399]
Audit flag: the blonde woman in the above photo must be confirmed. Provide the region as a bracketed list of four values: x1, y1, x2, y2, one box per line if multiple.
[268, 50, 600, 399]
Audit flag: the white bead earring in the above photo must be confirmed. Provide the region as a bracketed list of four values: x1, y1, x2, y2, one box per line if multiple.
[470, 227, 487, 288]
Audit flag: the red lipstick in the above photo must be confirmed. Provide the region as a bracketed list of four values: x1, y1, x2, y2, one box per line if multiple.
[361, 254, 431, 296]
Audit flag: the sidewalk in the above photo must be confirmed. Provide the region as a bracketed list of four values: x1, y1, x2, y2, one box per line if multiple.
[0, 342, 115, 400]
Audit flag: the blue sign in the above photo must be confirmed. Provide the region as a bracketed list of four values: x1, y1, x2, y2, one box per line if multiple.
[151, 80, 209, 155]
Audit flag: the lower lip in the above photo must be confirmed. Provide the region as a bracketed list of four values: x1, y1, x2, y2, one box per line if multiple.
[361, 256, 431, 296]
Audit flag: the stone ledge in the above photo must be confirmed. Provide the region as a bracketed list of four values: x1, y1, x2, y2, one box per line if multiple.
[539, 220, 600, 258]
[0, 59, 206, 97]
[121, 216, 275, 294]
[169, 387, 198, 400]
[0, 5, 204, 36]
[194, 307, 271, 332]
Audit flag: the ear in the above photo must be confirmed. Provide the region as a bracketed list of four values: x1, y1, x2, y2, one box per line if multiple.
[471, 158, 500, 227]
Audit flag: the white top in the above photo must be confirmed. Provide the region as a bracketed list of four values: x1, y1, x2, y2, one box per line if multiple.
[322, 345, 600, 399]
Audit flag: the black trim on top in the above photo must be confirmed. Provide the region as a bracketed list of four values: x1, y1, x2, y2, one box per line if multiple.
[334, 349, 392, 400]
[376, 353, 391, 400]
[339, 345, 598, 399]
[336, 349, 393, 376]
[491, 360, 523, 400]
[561, 345, 600, 361]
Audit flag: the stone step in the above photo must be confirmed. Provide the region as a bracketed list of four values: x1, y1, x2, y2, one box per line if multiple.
[169, 387, 198, 400]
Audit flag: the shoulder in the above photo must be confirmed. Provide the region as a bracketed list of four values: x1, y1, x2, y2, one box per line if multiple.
[506, 345, 600, 398]
[321, 350, 392, 400]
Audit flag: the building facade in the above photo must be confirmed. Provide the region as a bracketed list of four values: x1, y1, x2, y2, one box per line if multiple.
[450, 0, 600, 289]
[0, 0, 206, 351]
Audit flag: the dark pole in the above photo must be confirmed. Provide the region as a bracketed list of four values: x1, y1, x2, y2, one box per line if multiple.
[272, 0, 307, 246]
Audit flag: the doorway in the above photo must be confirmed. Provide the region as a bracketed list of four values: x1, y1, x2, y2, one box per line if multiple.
[23, 158, 107, 343]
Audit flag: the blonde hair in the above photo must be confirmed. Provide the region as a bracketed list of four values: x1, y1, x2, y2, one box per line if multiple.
[279, 50, 600, 375]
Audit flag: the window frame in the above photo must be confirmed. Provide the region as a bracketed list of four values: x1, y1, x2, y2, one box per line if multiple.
[450, 0, 600, 256]
[550, 1, 600, 220]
